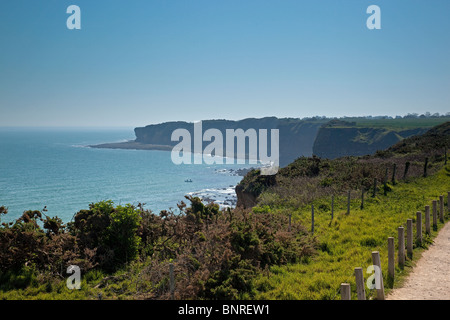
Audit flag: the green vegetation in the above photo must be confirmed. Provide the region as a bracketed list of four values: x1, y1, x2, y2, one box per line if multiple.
[252, 165, 449, 299]
[69, 200, 142, 271]
[0, 121, 448, 300]
[237, 121, 449, 299]
[313, 118, 449, 159]
[241, 121, 449, 202]
[0, 197, 316, 300]
[324, 117, 450, 129]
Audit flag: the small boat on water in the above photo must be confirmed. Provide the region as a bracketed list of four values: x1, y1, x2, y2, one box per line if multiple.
[185, 179, 193, 183]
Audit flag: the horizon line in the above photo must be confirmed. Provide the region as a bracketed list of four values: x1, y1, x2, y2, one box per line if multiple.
[1, 112, 449, 129]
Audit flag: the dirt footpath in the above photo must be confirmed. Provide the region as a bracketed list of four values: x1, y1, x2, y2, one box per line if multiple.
[387, 221, 450, 300]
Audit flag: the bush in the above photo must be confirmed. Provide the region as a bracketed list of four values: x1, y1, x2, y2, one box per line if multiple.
[201, 256, 257, 300]
[0, 198, 317, 299]
[104, 204, 142, 266]
[0, 208, 83, 277]
[69, 200, 142, 271]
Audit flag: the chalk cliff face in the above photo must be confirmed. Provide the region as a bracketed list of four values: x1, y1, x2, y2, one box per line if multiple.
[132, 117, 434, 171]
[312, 123, 428, 159]
[93, 116, 447, 209]
[134, 117, 328, 167]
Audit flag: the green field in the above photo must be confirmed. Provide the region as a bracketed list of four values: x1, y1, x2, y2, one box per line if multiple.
[253, 165, 449, 300]
[332, 117, 450, 129]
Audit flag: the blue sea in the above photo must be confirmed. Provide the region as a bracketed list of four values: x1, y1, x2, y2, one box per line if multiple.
[0, 127, 254, 223]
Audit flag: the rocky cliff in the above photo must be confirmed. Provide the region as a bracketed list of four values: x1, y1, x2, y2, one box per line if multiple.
[134, 117, 328, 167]
[92, 116, 448, 169]
[312, 120, 429, 159]
[236, 121, 449, 209]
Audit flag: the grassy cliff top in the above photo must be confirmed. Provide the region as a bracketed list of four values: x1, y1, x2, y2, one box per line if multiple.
[322, 117, 450, 129]
[245, 121, 450, 300]
[253, 163, 450, 299]
[238, 121, 449, 206]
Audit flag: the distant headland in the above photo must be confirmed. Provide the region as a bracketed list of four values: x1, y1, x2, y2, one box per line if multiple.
[90, 114, 450, 167]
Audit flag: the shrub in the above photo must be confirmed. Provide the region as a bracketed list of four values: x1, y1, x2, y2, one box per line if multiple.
[69, 201, 142, 271]
[1, 198, 317, 299]
[104, 204, 142, 266]
[201, 256, 257, 300]
[0, 208, 82, 277]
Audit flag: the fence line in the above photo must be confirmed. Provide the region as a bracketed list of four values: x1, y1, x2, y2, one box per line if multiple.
[341, 194, 448, 300]
[425, 206, 431, 235]
[416, 211, 422, 246]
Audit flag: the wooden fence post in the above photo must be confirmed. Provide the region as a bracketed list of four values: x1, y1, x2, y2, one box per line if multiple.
[354, 267, 366, 300]
[371, 251, 385, 300]
[406, 219, 413, 258]
[340, 283, 351, 300]
[398, 226, 405, 269]
[425, 205, 431, 235]
[392, 163, 397, 185]
[388, 237, 395, 281]
[311, 205, 314, 234]
[403, 161, 410, 179]
[440, 195, 445, 223]
[360, 189, 364, 210]
[169, 263, 175, 300]
[432, 200, 438, 230]
[423, 157, 428, 177]
[416, 212, 422, 246]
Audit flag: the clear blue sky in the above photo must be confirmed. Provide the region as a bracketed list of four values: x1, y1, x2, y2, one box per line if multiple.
[0, 0, 449, 127]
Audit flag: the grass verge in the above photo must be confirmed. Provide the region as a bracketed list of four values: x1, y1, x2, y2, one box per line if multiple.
[253, 164, 450, 300]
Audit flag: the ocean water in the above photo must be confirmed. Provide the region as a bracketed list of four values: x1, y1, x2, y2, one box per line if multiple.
[0, 127, 254, 223]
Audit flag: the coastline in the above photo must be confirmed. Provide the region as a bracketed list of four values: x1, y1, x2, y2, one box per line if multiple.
[187, 185, 238, 208]
[187, 168, 256, 209]
[89, 141, 257, 211]
[89, 140, 174, 151]
[89, 141, 260, 162]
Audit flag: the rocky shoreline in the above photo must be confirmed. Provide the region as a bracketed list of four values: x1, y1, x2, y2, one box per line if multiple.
[187, 186, 238, 208]
[214, 167, 255, 177]
[188, 168, 257, 209]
